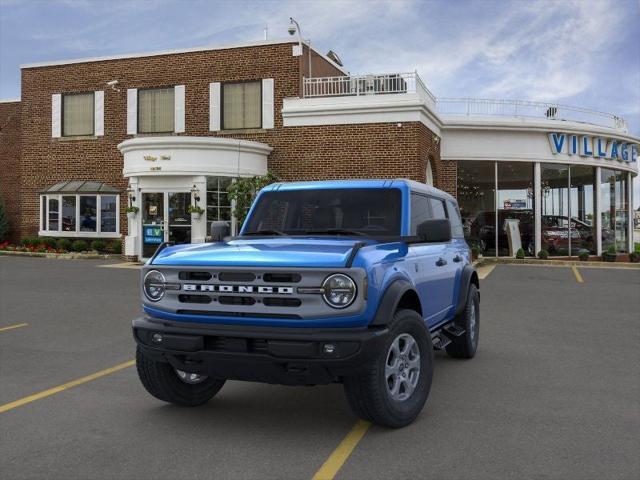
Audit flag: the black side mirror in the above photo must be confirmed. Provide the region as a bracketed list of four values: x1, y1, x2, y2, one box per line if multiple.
[209, 221, 230, 242]
[417, 219, 451, 243]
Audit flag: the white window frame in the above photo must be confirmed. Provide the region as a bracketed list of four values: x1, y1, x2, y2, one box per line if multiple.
[39, 194, 120, 238]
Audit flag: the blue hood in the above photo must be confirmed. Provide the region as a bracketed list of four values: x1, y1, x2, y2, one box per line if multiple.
[150, 238, 371, 268]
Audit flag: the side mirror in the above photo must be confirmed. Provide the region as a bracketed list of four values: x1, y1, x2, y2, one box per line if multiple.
[209, 221, 230, 242]
[416, 219, 451, 243]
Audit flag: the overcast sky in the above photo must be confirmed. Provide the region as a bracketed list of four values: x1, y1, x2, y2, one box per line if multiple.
[1, 0, 639, 204]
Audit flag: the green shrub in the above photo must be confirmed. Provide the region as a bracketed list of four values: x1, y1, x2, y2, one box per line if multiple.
[227, 172, 279, 226]
[71, 240, 88, 252]
[578, 251, 589, 261]
[606, 244, 617, 255]
[537, 249, 549, 260]
[630, 251, 640, 263]
[90, 240, 106, 252]
[470, 245, 481, 258]
[38, 237, 57, 249]
[21, 237, 37, 247]
[57, 238, 72, 251]
[107, 240, 122, 254]
[515, 248, 525, 259]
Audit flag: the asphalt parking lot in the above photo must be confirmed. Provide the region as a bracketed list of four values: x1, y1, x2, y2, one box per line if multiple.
[1, 257, 639, 480]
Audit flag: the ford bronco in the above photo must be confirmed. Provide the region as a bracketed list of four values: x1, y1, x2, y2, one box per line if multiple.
[133, 179, 479, 428]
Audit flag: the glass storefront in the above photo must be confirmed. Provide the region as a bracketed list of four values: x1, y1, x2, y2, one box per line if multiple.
[206, 176, 233, 233]
[497, 162, 534, 256]
[601, 169, 629, 253]
[458, 161, 614, 257]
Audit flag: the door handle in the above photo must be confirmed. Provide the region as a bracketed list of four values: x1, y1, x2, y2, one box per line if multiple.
[453, 255, 462, 263]
[436, 258, 447, 267]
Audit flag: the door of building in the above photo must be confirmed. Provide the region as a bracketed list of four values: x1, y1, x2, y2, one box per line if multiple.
[141, 192, 192, 259]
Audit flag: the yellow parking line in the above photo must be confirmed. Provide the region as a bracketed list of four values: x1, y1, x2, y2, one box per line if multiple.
[98, 262, 142, 269]
[0, 323, 28, 333]
[0, 360, 134, 414]
[311, 420, 371, 480]
[477, 263, 496, 280]
[571, 265, 584, 283]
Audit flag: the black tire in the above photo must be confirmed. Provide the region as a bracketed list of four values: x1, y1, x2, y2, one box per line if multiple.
[343, 309, 434, 428]
[446, 283, 479, 359]
[136, 347, 225, 406]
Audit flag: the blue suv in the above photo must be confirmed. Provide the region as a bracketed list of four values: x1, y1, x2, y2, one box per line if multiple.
[133, 179, 479, 427]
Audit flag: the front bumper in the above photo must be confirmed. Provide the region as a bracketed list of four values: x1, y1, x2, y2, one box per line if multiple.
[133, 317, 389, 386]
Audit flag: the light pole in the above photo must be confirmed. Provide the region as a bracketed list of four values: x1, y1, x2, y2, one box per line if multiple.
[288, 17, 311, 78]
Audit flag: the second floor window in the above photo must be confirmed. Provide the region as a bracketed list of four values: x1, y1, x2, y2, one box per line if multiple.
[223, 81, 261, 130]
[63, 92, 94, 136]
[138, 87, 175, 133]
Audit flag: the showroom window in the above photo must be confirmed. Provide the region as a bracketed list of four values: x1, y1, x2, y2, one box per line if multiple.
[62, 92, 94, 136]
[206, 177, 233, 233]
[497, 162, 534, 257]
[138, 87, 175, 133]
[222, 81, 261, 130]
[39, 182, 120, 237]
[601, 168, 629, 253]
[457, 161, 496, 256]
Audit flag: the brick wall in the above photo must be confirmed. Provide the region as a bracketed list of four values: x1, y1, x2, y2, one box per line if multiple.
[13, 41, 441, 241]
[0, 101, 21, 242]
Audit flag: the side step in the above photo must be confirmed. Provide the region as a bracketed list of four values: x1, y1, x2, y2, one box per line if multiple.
[431, 334, 451, 350]
[442, 324, 465, 338]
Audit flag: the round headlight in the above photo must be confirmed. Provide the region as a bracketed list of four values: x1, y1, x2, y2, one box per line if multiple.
[143, 270, 166, 302]
[322, 274, 356, 309]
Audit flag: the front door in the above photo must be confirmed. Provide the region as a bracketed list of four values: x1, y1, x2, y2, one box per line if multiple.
[141, 192, 191, 259]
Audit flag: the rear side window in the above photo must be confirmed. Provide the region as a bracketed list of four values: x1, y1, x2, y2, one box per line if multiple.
[429, 197, 447, 220]
[446, 200, 464, 238]
[410, 193, 430, 234]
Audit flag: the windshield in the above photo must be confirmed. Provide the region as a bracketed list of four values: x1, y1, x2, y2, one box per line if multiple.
[243, 188, 402, 236]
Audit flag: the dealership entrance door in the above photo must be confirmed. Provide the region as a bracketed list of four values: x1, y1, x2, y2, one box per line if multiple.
[141, 192, 191, 259]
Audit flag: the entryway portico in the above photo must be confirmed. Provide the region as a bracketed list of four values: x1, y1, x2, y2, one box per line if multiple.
[118, 136, 272, 259]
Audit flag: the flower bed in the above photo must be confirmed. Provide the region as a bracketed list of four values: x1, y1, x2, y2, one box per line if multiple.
[0, 237, 122, 256]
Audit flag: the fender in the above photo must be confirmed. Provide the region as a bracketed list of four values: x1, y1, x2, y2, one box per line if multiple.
[454, 265, 479, 317]
[370, 279, 416, 326]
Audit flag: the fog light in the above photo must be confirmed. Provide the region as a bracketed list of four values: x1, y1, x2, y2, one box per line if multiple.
[323, 343, 336, 354]
[152, 333, 163, 344]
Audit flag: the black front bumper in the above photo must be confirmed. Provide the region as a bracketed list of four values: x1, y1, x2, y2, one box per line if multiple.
[133, 317, 389, 386]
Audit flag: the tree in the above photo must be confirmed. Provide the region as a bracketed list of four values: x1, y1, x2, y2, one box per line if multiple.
[226, 173, 279, 227]
[0, 197, 9, 242]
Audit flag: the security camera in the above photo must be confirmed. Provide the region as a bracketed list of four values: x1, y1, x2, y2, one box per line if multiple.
[287, 24, 296, 36]
[106, 80, 118, 86]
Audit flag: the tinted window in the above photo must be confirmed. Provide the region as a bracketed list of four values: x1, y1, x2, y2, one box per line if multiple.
[244, 188, 402, 236]
[447, 200, 464, 238]
[429, 197, 447, 220]
[410, 193, 430, 235]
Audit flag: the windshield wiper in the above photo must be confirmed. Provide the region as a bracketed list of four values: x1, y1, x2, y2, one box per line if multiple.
[304, 228, 367, 237]
[243, 229, 288, 236]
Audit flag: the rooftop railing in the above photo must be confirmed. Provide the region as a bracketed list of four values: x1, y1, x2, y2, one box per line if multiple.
[436, 98, 628, 131]
[301, 74, 628, 131]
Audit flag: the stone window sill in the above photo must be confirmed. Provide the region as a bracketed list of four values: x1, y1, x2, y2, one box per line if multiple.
[56, 135, 98, 142]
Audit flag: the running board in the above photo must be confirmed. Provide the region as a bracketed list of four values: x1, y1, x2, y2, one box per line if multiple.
[432, 334, 451, 350]
[443, 324, 465, 338]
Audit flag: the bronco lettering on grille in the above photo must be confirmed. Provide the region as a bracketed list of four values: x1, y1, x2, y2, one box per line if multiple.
[182, 284, 294, 294]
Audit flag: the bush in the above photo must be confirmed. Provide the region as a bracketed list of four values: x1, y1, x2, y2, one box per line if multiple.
[630, 252, 640, 263]
[537, 249, 549, 260]
[21, 237, 37, 247]
[227, 172, 279, 226]
[515, 248, 525, 259]
[470, 245, 480, 258]
[71, 240, 88, 252]
[106, 240, 122, 254]
[38, 237, 57, 249]
[606, 244, 617, 255]
[578, 251, 590, 261]
[90, 240, 106, 252]
[0, 197, 8, 241]
[57, 238, 72, 251]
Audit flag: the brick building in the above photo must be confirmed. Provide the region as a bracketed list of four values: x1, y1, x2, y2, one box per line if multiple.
[0, 38, 637, 259]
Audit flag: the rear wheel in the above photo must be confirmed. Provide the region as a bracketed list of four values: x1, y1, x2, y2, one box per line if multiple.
[446, 284, 480, 359]
[343, 309, 433, 428]
[136, 347, 225, 406]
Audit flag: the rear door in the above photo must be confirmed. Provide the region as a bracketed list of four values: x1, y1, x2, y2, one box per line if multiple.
[427, 197, 458, 318]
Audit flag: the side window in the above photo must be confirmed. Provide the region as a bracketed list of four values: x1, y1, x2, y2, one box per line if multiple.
[428, 197, 447, 220]
[447, 200, 465, 238]
[410, 193, 431, 234]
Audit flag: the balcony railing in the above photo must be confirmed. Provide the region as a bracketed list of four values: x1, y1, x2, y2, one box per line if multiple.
[301, 74, 628, 131]
[303, 72, 436, 102]
[436, 98, 628, 131]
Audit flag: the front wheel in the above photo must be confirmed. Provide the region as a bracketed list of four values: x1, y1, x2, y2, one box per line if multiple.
[445, 283, 480, 359]
[136, 347, 226, 406]
[343, 309, 434, 428]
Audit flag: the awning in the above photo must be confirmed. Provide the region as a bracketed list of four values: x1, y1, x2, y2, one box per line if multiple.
[41, 181, 120, 194]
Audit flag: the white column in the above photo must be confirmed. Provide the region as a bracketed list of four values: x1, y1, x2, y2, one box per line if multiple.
[191, 175, 207, 244]
[534, 162, 541, 256]
[124, 177, 140, 258]
[628, 171, 634, 253]
[595, 167, 602, 256]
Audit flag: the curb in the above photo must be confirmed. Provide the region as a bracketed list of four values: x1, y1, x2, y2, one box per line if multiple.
[477, 257, 640, 269]
[0, 250, 122, 260]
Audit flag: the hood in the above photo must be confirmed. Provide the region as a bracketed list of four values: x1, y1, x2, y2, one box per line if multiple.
[150, 237, 372, 268]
